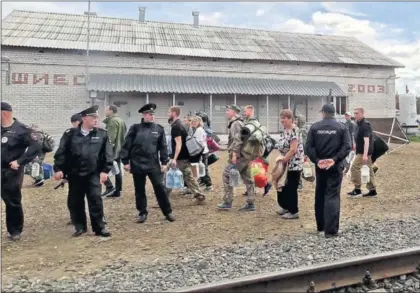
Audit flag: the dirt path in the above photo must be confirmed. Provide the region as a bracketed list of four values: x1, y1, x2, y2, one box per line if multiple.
[2, 143, 419, 280]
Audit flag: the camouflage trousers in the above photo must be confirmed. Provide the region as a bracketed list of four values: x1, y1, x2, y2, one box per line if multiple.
[24, 154, 45, 181]
[167, 159, 205, 197]
[223, 158, 255, 204]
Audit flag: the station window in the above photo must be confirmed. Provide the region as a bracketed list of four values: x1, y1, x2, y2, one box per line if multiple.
[335, 96, 347, 115]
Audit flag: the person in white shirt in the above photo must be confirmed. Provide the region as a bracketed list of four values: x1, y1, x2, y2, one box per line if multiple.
[191, 116, 213, 191]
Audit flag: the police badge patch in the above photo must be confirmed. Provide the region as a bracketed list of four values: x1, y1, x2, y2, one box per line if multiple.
[1, 137, 8, 143]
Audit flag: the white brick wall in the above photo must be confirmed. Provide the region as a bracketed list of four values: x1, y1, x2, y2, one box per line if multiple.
[1, 47, 396, 138]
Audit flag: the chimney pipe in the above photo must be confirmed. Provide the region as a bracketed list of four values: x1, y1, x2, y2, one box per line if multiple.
[139, 7, 146, 22]
[192, 11, 199, 28]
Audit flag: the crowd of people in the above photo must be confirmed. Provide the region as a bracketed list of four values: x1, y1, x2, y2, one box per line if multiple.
[1, 99, 385, 242]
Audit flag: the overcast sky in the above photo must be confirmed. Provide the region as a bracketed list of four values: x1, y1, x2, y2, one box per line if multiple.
[2, 1, 419, 94]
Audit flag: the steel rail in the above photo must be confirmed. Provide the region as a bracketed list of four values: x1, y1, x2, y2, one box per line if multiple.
[173, 247, 420, 293]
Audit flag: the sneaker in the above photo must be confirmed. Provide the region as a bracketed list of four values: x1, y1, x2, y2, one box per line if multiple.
[217, 201, 232, 210]
[33, 179, 45, 187]
[276, 208, 289, 216]
[263, 183, 272, 196]
[204, 186, 213, 192]
[363, 189, 377, 198]
[282, 212, 299, 219]
[325, 232, 339, 238]
[238, 203, 256, 212]
[102, 188, 116, 197]
[347, 189, 362, 198]
[72, 228, 87, 237]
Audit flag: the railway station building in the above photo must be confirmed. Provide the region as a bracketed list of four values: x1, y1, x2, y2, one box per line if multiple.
[1, 9, 403, 140]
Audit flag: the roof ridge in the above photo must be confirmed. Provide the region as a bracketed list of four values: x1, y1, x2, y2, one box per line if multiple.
[8, 9, 352, 39]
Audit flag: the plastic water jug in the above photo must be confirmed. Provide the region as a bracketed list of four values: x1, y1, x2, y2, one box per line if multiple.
[198, 161, 206, 177]
[361, 165, 370, 184]
[31, 162, 40, 178]
[302, 161, 313, 178]
[165, 169, 175, 189]
[229, 166, 241, 187]
[172, 168, 184, 189]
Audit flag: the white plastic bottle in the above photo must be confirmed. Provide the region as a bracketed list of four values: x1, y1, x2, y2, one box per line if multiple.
[198, 161, 206, 177]
[361, 165, 370, 184]
[31, 162, 40, 178]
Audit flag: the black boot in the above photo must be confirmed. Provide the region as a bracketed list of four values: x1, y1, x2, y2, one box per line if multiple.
[72, 228, 87, 237]
[165, 213, 175, 222]
[95, 228, 111, 237]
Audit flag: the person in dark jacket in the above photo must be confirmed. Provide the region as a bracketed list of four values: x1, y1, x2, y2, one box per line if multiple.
[54, 105, 113, 237]
[1, 102, 42, 241]
[120, 103, 175, 224]
[305, 104, 351, 238]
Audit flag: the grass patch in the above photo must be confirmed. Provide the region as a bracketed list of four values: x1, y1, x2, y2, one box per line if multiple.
[408, 135, 420, 143]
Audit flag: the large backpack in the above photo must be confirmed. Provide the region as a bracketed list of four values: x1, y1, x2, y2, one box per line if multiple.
[240, 119, 267, 161]
[29, 125, 55, 153]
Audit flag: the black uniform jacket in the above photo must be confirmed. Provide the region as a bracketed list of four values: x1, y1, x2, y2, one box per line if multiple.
[120, 122, 169, 174]
[53, 126, 113, 177]
[305, 117, 351, 166]
[1, 119, 41, 170]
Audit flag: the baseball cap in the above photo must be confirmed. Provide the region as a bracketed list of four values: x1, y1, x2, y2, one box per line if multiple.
[1, 102, 12, 112]
[320, 104, 335, 114]
[226, 104, 241, 113]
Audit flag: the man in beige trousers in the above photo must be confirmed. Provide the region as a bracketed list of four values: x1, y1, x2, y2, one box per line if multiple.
[347, 107, 377, 198]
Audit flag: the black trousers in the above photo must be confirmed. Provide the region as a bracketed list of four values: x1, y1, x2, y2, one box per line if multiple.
[315, 165, 344, 235]
[104, 157, 122, 192]
[277, 171, 301, 214]
[1, 168, 25, 235]
[67, 173, 105, 233]
[132, 170, 172, 217]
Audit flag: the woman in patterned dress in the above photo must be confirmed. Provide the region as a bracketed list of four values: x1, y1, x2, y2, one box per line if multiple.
[275, 109, 304, 219]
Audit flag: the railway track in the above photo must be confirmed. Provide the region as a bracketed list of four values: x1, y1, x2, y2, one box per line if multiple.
[173, 247, 420, 293]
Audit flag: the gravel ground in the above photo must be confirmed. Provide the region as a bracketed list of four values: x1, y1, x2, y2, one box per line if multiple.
[326, 273, 420, 293]
[2, 217, 420, 292]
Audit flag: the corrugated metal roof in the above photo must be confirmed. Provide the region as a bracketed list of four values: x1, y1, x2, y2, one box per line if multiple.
[1, 10, 403, 68]
[87, 74, 347, 97]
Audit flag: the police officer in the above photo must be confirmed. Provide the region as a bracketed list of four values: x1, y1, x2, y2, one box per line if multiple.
[54, 105, 113, 237]
[1, 102, 41, 241]
[305, 104, 351, 238]
[120, 103, 175, 223]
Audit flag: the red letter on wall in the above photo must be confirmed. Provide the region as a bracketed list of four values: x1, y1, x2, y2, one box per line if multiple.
[358, 85, 365, 93]
[377, 85, 385, 93]
[11, 73, 29, 84]
[53, 74, 68, 85]
[33, 74, 49, 85]
[348, 84, 356, 92]
[73, 75, 85, 86]
[367, 85, 375, 93]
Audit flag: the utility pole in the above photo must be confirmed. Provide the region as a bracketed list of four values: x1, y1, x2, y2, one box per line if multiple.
[86, 0, 92, 105]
